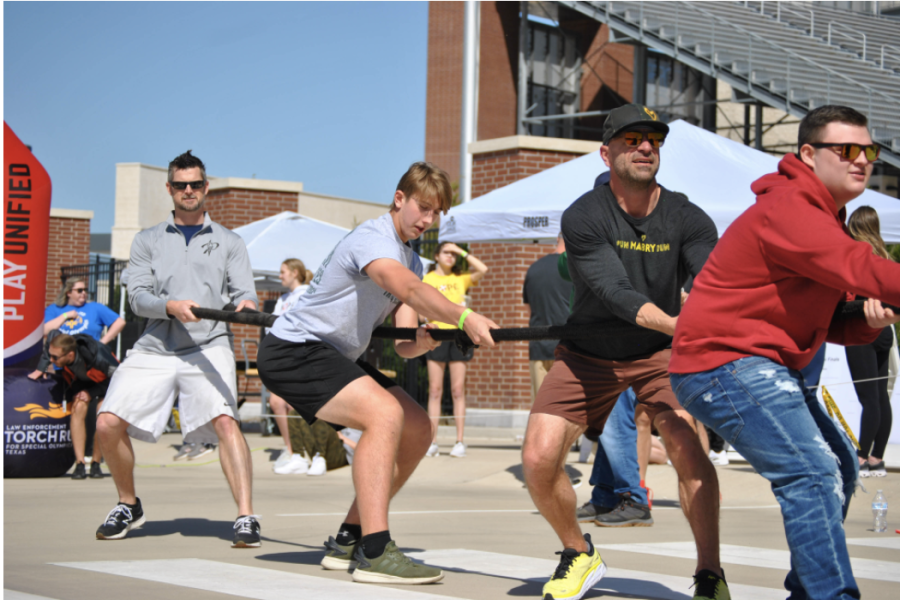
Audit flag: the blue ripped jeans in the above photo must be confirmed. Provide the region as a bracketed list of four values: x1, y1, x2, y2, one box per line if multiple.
[589, 388, 647, 507]
[671, 356, 860, 600]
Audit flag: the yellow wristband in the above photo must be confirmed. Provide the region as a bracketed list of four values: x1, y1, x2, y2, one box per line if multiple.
[460, 250, 469, 258]
[458, 308, 473, 330]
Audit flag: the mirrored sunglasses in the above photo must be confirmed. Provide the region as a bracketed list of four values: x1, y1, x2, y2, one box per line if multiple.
[809, 143, 880, 162]
[622, 131, 666, 148]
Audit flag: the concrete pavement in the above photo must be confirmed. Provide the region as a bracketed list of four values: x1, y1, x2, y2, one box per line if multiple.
[4, 427, 900, 599]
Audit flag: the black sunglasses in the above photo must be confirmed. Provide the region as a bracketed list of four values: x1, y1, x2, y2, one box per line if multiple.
[808, 143, 880, 162]
[169, 180, 206, 191]
[48, 352, 66, 362]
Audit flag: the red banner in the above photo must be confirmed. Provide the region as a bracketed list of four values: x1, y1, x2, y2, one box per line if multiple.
[4, 122, 52, 365]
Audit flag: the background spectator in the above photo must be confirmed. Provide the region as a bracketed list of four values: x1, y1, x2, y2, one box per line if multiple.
[267, 258, 314, 475]
[421, 242, 488, 458]
[845, 205, 896, 478]
[523, 233, 572, 401]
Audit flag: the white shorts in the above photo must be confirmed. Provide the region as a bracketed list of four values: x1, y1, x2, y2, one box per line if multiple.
[99, 346, 239, 444]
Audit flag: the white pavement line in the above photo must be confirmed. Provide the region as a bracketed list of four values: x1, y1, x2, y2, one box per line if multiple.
[276, 509, 538, 517]
[4, 591, 60, 600]
[595, 542, 900, 583]
[275, 506, 777, 517]
[51, 558, 459, 600]
[406, 549, 786, 600]
[846, 537, 900, 550]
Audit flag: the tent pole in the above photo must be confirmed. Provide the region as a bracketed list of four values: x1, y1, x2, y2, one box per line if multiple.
[460, 0, 480, 204]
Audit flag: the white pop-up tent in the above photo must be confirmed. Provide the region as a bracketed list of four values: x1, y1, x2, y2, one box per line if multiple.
[439, 119, 900, 243]
[234, 211, 432, 290]
[234, 212, 350, 289]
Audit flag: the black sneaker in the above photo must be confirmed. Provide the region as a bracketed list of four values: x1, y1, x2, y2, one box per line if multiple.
[595, 496, 653, 527]
[71, 463, 87, 480]
[576, 501, 614, 523]
[96, 500, 145, 540]
[232, 515, 261, 548]
[89, 462, 103, 479]
[692, 569, 731, 599]
[869, 460, 887, 478]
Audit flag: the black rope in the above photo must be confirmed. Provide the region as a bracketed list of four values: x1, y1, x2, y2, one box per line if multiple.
[190, 299, 888, 353]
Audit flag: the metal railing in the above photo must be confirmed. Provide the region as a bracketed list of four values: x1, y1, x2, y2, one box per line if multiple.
[59, 257, 128, 312]
[828, 21, 868, 61]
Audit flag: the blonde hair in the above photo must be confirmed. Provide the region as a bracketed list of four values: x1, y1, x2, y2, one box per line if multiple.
[55, 277, 86, 307]
[848, 206, 892, 261]
[282, 258, 313, 284]
[392, 162, 452, 214]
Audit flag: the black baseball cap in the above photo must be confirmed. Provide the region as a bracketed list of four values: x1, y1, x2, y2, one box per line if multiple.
[602, 104, 669, 145]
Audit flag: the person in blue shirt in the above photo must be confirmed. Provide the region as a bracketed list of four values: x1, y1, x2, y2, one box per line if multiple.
[44, 277, 125, 344]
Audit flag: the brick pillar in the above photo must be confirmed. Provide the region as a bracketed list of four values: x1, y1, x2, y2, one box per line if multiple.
[463, 136, 600, 412]
[46, 209, 92, 306]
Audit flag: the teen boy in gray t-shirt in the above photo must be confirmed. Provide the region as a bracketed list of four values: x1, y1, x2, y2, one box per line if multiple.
[258, 162, 497, 586]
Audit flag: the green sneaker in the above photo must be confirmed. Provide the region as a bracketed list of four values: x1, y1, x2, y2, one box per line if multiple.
[692, 569, 730, 600]
[321, 536, 358, 570]
[351, 541, 444, 584]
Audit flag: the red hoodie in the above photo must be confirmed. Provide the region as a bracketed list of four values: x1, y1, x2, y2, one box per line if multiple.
[670, 153, 900, 374]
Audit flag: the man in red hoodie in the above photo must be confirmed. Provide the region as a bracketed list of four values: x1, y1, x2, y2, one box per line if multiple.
[670, 105, 899, 600]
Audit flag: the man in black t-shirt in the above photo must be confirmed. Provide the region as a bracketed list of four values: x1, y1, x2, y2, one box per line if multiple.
[522, 233, 573, 401]
[521, 105, 728, 600]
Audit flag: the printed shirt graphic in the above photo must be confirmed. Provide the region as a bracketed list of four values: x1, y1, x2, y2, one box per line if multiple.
[44, 302, 119, 341]
[271, 213, 424, 360]
[422, 272, 475, 329]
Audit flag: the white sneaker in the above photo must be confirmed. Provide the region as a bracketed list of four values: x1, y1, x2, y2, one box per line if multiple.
[274, 448, 292, 469]
[274, 454, 310, 474]
[425, 443, 440, 457]
[709, 450, 730, 466]
[449, 442, 466, 458]
[307, 452, 327, 476]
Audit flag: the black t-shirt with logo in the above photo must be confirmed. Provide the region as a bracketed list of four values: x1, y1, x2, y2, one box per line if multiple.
[561, 183, 717, 361]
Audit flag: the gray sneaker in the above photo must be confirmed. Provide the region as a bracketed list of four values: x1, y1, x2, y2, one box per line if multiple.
[351, 541, 444, 584]
[187, 443, 216, 460]
[595, 497, 653, 527]
[576, 501, 614, 523]
[321, 536, 358, 570]
[173, 444, 195, 461]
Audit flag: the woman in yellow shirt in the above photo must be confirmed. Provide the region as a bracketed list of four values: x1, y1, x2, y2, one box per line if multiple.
[421, 242, 488, 458]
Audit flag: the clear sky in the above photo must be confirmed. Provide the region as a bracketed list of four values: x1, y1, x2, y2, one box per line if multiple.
[4, 1, 429, 233]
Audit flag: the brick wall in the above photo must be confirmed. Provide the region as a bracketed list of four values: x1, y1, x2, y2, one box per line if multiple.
[46, 216, 91, 305]
[471, 148, 583, 198]
[465, 241, 555, 410]
[425, 4, 634, 180]
[204, 188, 299, 232]
[202, 188, 299, 399]
[463, 143, 585, 411]
[425, 2, 465, 182]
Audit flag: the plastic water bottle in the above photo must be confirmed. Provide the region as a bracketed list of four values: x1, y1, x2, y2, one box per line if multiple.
[872, 490, 888, 533]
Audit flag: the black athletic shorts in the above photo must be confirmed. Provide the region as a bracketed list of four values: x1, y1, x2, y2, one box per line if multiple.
[424, 339, 474, 363]
[257, 334, 397, 425]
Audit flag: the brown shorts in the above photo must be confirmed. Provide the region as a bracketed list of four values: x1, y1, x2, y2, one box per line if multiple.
[531, 344, 680, 432]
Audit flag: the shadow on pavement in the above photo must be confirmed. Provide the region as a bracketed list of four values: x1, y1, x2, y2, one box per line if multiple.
[505, 463, 583, 485]
[127, 518, 233, 541]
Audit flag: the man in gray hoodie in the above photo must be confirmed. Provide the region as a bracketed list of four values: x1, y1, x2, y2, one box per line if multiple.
[95, 150, 261, 547]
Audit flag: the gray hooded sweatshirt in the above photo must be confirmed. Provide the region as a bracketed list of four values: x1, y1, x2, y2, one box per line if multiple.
[127, 212, 257, 355]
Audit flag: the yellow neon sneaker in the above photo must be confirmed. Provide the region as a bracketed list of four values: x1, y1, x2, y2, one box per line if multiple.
[542, 533, 607, 600]
[692, 569, 731, 600]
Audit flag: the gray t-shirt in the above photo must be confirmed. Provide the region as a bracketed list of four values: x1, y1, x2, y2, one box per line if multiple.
[270, 213, 424, 360]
